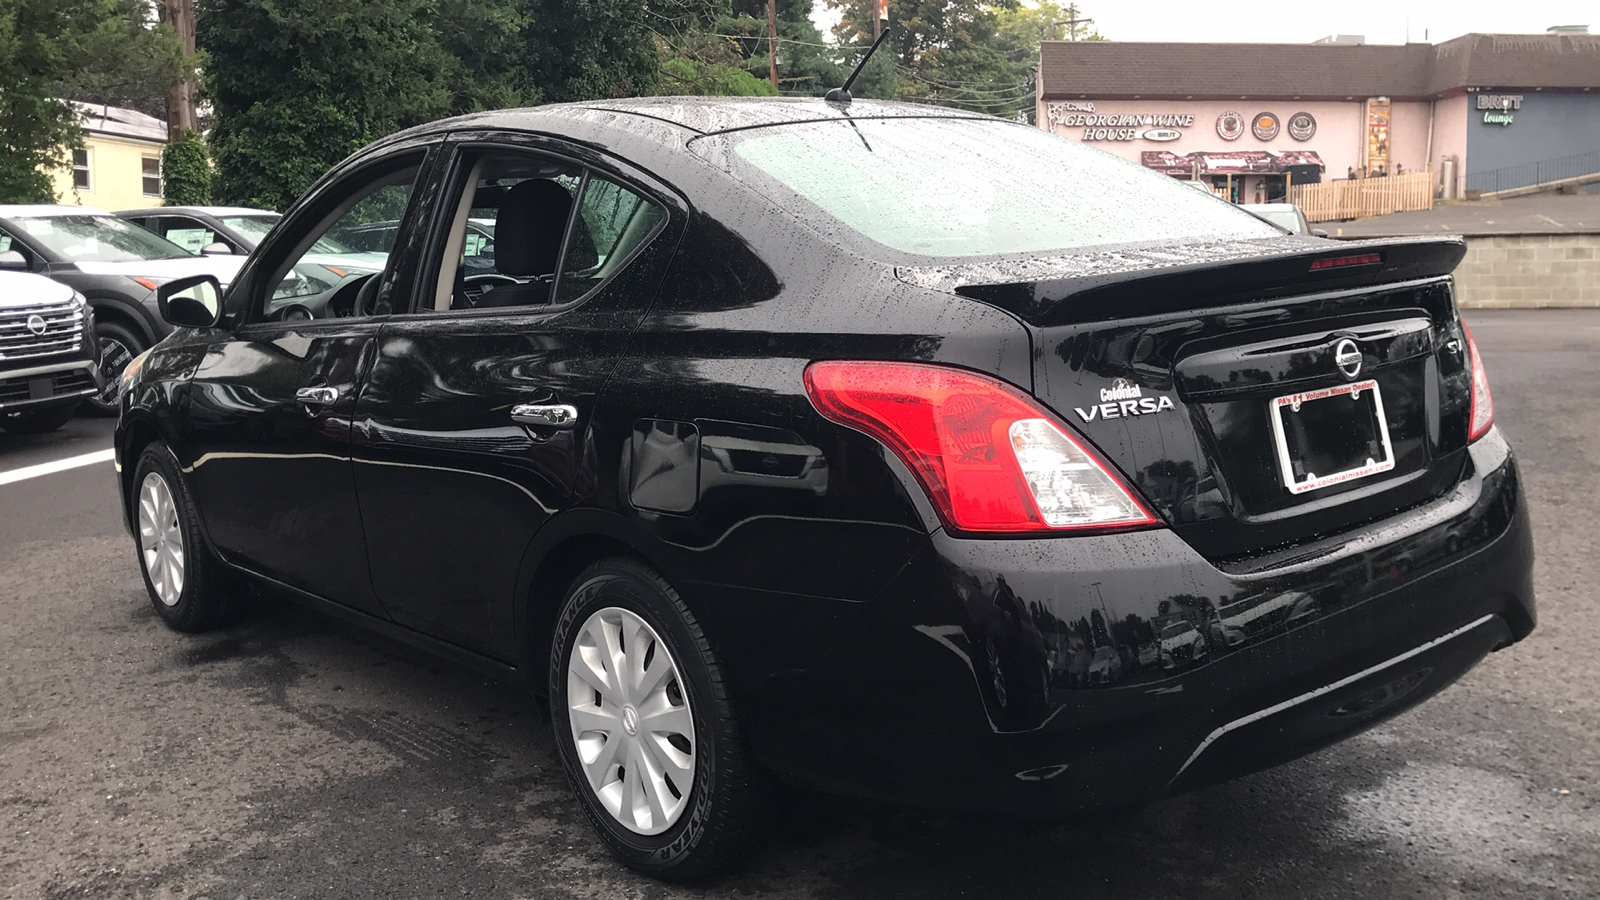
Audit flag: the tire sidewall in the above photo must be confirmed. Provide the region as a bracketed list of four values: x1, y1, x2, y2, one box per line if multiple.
[548, 562, 723, 874]
[132, 444, 207, 630]
[87, 322, 144, 416]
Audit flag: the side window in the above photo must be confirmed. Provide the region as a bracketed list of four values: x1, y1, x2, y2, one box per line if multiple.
[426, 150, 663, 313]
[156, 216, 216, 254]
[0, 228, 32, 266]
[553, 175, 666, 305]
[427, 152, 581, 312]
[262, 160, 422, 320]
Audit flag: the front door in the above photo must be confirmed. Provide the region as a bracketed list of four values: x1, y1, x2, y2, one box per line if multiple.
[181, 149, 436, 614]
[352, 144, 677, 659]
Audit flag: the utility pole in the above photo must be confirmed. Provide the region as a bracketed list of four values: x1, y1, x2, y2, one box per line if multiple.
[875, 0, 885, 40]
[162, 0, 198, 138]
[767, 0, 780, 91]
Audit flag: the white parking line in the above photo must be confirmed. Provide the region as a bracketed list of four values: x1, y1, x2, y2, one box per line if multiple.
[0, 448, 115, 487]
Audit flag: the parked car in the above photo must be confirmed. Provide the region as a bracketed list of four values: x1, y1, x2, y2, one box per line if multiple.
[1158, 619, 1210, 670]
[0, 205, 245, 414]
[0, 271, 101, 433]
[1241, 202, 1328, 237]
[115, 98, 1534, 881]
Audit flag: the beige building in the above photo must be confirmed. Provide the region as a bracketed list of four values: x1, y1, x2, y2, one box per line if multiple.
[50, 103, 168, 211]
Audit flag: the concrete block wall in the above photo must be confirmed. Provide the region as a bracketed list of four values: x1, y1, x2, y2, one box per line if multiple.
[1454, 234, 1600, 308]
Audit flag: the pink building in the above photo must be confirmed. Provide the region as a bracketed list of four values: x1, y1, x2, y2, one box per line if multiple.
[1037, 33, 1600, 202]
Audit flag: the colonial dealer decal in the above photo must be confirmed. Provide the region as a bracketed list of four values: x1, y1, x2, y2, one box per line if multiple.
[1075, 379, 1176, 422]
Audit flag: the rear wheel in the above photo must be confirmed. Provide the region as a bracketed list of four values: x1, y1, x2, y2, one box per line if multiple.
[132, 443, 241, 632]
[0, 401, 78, 434]
[550, 557, 773, 881]
[86, 321, 144, 416]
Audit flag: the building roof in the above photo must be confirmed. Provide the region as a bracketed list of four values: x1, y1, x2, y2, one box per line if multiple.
[72, 102, 168, 144]
[1040, 33, 1600, 101]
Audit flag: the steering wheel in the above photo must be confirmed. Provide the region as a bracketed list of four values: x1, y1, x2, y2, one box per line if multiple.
[352, 273, 383, 317]
[459, 273, 519, 308]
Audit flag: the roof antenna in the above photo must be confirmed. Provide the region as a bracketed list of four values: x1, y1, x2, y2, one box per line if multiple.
[827, 25, 890, 105]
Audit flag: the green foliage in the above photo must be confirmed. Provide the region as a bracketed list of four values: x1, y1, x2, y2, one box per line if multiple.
[0, 0, 97, 202]
[161, 128, 211, 205]
[658, 57, 779, 96]
[55, 0, 189, 119]
[826, 0, 1104, 119]
[199, 0, 460, 210]
[711, 0, 843, 96]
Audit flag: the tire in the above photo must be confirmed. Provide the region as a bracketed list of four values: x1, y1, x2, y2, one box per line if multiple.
[549, 557, 773, 881]
[131, 443, 242, 632]
[85, 321, 145, 417]
[0, 401, 79, 434]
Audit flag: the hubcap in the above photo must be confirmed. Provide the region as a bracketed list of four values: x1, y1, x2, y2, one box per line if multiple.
[97, 336, 133, 406]
[137, 472, 185, 606]
[566, 606, 695, 835]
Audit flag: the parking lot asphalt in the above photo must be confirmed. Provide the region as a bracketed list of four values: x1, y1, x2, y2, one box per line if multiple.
[2, 310, 1597, 900]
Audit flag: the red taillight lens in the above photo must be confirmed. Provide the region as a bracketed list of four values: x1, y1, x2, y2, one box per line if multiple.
[1309, 252, 1383, 271]
[803, 361, 1159, 535]
[1464, 324, 1494, 441]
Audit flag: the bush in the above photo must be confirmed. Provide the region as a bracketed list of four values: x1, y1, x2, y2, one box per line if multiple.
[161, 129, 212, 206]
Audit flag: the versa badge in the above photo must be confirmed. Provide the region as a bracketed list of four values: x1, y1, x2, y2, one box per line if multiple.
[1075, 378, 1175, 423]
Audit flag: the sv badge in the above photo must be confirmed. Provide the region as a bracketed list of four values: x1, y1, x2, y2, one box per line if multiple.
[1075, 379, 1176, 423]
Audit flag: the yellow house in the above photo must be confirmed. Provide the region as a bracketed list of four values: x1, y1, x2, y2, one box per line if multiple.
[49, 102, 168, 211]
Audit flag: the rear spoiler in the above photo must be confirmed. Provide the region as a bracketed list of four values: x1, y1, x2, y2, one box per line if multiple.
[897, 235, 1467, 327]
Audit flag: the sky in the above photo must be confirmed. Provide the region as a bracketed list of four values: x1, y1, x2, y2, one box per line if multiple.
[811, 1, 1595, 46]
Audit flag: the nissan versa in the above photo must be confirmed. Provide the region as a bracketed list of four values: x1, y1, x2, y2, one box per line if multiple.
[114, 98, 1534, 880]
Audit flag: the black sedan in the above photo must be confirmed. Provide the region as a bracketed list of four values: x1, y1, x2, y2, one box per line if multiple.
[114, 98, 1535, 880]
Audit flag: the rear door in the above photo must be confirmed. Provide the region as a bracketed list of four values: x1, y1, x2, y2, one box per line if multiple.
[180, 146, 441, 614]
[351, 138, 680, 659]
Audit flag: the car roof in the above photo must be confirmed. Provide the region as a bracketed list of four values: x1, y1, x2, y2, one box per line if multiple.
[0, 204, 113, 217]
[410, 96, 991, 143]
[118, 206, 275, 217]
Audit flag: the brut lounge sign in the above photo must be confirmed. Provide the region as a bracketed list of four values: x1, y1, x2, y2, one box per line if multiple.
[1477, 94, 1522, 126]
[1047, 101, 1196, 141]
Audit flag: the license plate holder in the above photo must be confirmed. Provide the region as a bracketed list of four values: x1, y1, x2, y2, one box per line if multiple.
[29, 377, 52, 400]
[1269, 379, 1395, 495]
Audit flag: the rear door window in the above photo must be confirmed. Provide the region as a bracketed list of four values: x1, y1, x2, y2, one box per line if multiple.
[702, 117, 1278, 260]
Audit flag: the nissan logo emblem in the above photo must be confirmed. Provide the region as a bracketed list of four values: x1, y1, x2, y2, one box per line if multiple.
[1334, 338, 1362, 379]
[26, 314, 48, 336]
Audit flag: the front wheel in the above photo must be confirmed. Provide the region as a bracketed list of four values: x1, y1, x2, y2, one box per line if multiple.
[132, 443, 242, 631]
[549, 557, 773, 881]
[85, 321, 145, 416]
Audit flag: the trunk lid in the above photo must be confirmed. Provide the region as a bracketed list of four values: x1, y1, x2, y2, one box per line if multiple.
[899, 235, 1476, 560]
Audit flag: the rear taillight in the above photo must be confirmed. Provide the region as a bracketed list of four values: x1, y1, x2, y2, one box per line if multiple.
[1464, 324, 1494, 441]
[803, 361, 1159, 535]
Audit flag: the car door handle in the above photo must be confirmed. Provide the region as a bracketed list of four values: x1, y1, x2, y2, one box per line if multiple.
[295, 386, 340, 406]
[511, 403, 578, 429]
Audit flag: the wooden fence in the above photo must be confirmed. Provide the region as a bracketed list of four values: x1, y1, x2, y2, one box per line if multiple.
[1288, 171, 1433, 222]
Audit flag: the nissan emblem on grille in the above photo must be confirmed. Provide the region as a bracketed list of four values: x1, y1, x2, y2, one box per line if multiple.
[1334, 338, 1362, 379]
[26, 315, 47, 336]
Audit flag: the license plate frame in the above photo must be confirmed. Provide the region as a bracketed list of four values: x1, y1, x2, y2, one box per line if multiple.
[1269, 379, 1395, 495]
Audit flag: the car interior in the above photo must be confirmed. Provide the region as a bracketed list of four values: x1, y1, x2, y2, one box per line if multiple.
[434, 153, 666, 312]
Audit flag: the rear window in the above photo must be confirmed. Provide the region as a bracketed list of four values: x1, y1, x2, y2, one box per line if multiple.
[703, 117, 1277, 259]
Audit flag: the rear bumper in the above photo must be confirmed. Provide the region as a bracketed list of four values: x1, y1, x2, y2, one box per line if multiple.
[0, 358, 102, 412]
[703, 428, 1533, 817]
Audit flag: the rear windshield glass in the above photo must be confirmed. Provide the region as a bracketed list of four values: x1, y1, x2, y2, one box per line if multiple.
[707, 117, 1278, 259]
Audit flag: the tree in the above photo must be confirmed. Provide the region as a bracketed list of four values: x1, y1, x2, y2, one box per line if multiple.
[199, 0, 464, 209]
[161, 128, 210, 205]
[54, 0, 189, 121]
[0, 0, 181, 202]
[827, 0, 1028, 114]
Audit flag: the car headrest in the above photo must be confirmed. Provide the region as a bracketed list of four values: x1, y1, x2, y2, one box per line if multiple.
[495, 179, 572, 277]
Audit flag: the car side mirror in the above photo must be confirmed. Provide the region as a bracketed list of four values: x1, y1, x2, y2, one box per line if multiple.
[0, 250, 27, 270]
[157, 275, 223, 328]
[200, 242, 234, 256]
[1311, 228, 1329, 238]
